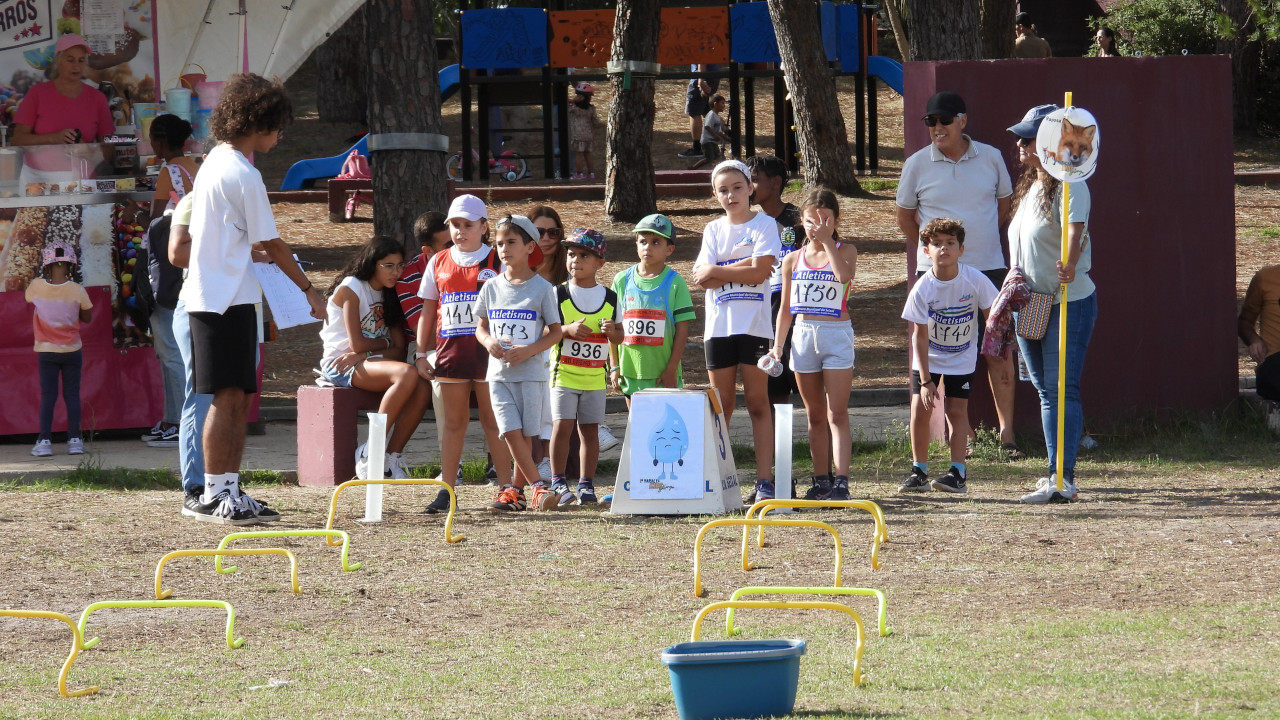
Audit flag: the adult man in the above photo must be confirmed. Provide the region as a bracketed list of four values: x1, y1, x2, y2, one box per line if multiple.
[1239, 263, 1280, 407]
[896, 91, 1023, 457]
[1013, 12, 1053, 58]
[677, 64, 719, 159]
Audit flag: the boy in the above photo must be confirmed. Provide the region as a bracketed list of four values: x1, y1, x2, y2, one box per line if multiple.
[180, 73, 323, 523]
[690, 94, 729, 170]
[549, 229, 623, 506]
[899, 218, 997, 494]
[475, 214, 564, 512]
[397, 210, 452, 347]
[609, 214, 694, 404]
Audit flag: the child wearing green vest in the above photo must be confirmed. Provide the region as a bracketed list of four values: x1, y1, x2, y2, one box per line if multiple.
[549, 228, 623, 506]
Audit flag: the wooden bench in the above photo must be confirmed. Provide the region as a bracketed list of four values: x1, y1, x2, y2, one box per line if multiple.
[297, 385, 384, 487]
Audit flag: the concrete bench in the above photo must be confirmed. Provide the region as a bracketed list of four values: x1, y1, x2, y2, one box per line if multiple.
[297, 385, 384, 487]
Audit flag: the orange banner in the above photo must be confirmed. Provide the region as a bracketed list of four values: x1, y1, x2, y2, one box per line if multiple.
[548, 8, 730, 69]
[549, 10, 614, 68]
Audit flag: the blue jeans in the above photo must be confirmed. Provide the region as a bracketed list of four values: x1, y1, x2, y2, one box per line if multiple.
[1016, 292, 1097, 480]
[150, 306, 185, 424]
[174, 299, 213, 494]
[38, 350, 82, 441]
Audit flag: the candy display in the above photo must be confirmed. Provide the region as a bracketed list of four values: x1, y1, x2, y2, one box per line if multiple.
[111, 201, 151, 347]
[0, 206, 50, 291]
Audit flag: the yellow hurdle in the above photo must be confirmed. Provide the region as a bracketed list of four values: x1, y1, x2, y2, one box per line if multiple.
[153, 548, 300, 600]
[744, 499, 887, 570]
[0, 609, 97, 697]
[693, 518, 842, 597]
[726, 586, 892, 638]
[215, 529, 362, 573]
[326, 478, 465, 543]
[690, 600, 867, 685]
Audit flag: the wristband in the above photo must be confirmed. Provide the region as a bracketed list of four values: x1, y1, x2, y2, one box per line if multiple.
[301, 280, 313, 292]
[415, 352, 429, 360]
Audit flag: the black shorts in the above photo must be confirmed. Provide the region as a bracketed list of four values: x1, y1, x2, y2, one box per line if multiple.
[190, 304, 258, 394]
[705, 334, 770, 371]
[768, 291, 798, 397]
[1258, 352, 1280, 402]
[686, 84, 709, 118]
[910, 370, 973, 400]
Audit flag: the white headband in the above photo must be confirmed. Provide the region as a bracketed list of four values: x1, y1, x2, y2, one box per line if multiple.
[711, 159, 752, 185]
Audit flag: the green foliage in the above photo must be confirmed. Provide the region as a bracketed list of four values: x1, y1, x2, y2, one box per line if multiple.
[1090, 0, 1217, 57]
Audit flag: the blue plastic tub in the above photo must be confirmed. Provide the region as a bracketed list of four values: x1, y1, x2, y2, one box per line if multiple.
[660, 639, 806, 720]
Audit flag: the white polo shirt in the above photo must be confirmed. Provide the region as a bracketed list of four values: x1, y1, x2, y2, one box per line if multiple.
[897, 135, 1012, 273]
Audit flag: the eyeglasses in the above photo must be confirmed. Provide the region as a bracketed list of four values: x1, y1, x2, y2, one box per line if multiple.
[377, 262, 405, 271]
[924, 115, 960, 127]
[1016, 137, 1032, 147]
[538, 227, 563, 239]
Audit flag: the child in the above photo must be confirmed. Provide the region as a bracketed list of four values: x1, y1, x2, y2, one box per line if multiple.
[414, 195, 514, 514]
[320, 235, 432, 480]
[474, 215, 564, 512]
[182, 73, 320, 525]
[899, 218, 998, 494]
[568, 82, 600, 180]
[692, 159, 782, 502]
[690, 94, 729, 170]
[769, 188, 858, 501]
[397, 210, 452, 346]
[609, 213, 695, 404]
[25, 241, 92, 457]
[549, 229, 622, 506]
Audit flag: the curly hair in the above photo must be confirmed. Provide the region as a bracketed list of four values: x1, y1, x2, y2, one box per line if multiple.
[1012, 162, 1061, 224]
[326, 235, 407, 330]
[920, 217, 966, 246]
[209, 74, 293, 142]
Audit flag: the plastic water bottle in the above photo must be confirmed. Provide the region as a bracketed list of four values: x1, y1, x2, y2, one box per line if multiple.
[757, 354, 783, 378]
[498, 335, 514, 365]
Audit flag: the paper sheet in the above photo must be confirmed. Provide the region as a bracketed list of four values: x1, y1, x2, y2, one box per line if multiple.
[253, 261, 320, 330]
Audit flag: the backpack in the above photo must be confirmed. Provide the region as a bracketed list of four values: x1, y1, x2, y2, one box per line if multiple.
[337, 149, 371, 179]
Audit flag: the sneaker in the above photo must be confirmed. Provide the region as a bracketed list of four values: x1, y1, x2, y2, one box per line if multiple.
[551, 480, 577, 507]
[588, 172, 596, 180]
[677, 147, 702, 158]
[423, 487, 453, 514]
[141, 422, 166, 442]
[598, 425, 621, 452]
[530, 483, 558, 511]
[67, 437, 84, 456]
[185, 490, 259, 525]
[829, 475, 850, 501]
[235, 489, 281, 522]
[485, 461, 500, 485]
[577, 480, 598, 505]
[30, 439, 52, 458]
[897, 468, 930, 493]
[354, 442, 369, 480]
[388, 452, 410, 479]
[1021, 477, 1077, 504]
[803, 476, 832, 501]
[751, 479, 776, 503]
[536, 457, 553, 481]
[146, 425, 179, 448]
[487, 485, 526, 512]
[931, 467, 968, 494]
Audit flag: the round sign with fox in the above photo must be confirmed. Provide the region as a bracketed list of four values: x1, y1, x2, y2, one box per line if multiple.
[1035, 107, 1099, 183]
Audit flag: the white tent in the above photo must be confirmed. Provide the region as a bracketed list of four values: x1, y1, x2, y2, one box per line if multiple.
[155, 0, 365, 88]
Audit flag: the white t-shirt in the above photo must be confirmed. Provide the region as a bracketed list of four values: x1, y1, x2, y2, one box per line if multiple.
[179, 143, 279, 313]
[417, 245, 500, 301]
[319, 276, 386, 363]
[896, 136, 1013, 273]
[695, 211, 782, 339]
[901, 264, 998, 376]
[1009, 180, 1093, 302]
[701, 110, 724, 144]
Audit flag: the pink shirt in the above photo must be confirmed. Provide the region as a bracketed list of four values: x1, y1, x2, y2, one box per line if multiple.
[14, 81, 115, 171]
[25, 278, 92, 353]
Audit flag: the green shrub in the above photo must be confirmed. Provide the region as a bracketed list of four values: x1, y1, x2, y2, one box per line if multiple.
[1089, 0, 1217, 57]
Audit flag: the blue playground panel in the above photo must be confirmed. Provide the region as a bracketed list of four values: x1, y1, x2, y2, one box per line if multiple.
[730, 2, 841, 64]
[280, 64, 462, 190]
[460, 8, 549, 70]
[867, 55, 903, 94]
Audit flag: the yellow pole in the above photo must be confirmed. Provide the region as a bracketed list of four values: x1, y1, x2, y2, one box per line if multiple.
[1055, 91, 1072, 492]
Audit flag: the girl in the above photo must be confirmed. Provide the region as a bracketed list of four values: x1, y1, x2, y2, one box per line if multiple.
[568, 82, 600, 180]
[319, 235, 432, 480]
[692, 159, 783, 502]
[769, 188, 858, 501]
[414, 194, 514, 514]
[25, 241, 93, 457]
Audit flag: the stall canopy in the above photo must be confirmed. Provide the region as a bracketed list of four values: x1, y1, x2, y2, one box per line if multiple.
[155, 0, 365, 88]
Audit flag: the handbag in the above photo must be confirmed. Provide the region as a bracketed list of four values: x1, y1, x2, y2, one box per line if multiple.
[1016, 289, 1054, 340]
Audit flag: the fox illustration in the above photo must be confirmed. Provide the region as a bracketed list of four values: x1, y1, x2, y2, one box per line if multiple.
[1045, 118, 1096, 168]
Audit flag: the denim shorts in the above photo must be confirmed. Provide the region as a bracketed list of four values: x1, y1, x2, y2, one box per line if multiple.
[319, 357, 355, 388]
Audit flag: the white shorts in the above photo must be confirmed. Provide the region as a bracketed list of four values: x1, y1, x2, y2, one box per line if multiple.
[489, 380, 547, 436]
[789, 318, 855, 373]
[551, 386, 606, 425]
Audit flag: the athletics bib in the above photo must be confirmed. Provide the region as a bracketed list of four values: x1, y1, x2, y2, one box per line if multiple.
[560, 334, 609, 367]
[489, 308, 538, 345]
[439, 290, 480, 337]
[789, 269, 844, 317]
[711, 258, 765, 306]
[623, 308, 667, 346]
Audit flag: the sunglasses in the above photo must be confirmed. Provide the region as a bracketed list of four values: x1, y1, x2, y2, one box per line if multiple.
[538, 227, 564, 239]
[1016, 137, 1033, 147]
[923, 115, 959, 127]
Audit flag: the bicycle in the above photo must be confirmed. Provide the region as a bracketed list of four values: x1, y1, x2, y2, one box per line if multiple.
[446, 133, 528, 182]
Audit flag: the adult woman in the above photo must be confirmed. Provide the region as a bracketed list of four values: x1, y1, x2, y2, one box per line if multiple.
[1094, 27, 1122, 57]
[1006, 105, 1096, 504]
[527, 205, 575, 479]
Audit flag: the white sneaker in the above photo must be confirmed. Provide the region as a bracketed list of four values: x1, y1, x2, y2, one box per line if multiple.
[354, 442, 369, 480]
[67, 437, 84, 455]
[536, 457, 553, 481]
[31, 439, 52, 457]
[1021, 477, 1077, 504]
[388, 452, 410, 479]
[598, 425, 621, 452]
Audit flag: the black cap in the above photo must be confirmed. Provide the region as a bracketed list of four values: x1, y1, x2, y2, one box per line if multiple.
[1016, 12, 1031, 26]
[923, 91, 966, 120]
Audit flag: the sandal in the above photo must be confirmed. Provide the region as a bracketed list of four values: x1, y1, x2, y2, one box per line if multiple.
[1001, 442, 1028, 461]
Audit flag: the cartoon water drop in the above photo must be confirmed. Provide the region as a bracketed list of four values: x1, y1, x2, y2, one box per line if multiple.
[647, 404, 689, 481]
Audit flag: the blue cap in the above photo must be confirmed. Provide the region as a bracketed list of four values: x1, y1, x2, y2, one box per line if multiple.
[1008, 104, 1060, 138]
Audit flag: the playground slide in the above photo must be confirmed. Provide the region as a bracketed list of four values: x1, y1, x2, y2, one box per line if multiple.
[867, 56, 903, 95]
[280, 64, 461, 190]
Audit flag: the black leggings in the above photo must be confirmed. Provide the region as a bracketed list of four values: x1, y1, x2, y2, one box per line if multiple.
[39, 350, 82, 440]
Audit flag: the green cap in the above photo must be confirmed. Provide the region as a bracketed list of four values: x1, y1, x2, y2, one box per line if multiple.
[633, 213, 675, 241]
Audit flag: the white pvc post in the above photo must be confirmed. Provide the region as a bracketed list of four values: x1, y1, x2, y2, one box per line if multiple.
[361, 412, 386, 523]
[773, 403, 793, 512]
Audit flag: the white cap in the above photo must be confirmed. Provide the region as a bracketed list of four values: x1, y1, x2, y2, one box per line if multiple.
[446, 194, 487, 222]
[495, 214, 540, 242]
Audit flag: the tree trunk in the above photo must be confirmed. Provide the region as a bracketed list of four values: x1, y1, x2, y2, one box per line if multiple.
[1217, 0, 1259, 132]
[980, 0, 1015, 59]
[767, 0, 860, 194]
[604, 0, 660, 223]
[905, 0, 982, 61]
[317, 5, 367, 124]
[884, 0, 911, 60]
[366, 0, 449, 255]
